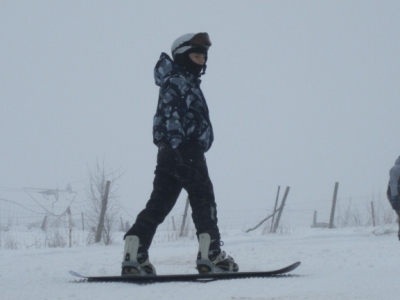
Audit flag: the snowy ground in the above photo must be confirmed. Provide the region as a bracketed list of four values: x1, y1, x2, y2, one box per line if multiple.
[1, 225, 399, 300]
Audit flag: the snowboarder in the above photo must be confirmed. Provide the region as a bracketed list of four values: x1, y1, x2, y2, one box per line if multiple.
[122, 32, 238, 275]
[387, 156, 400, 240]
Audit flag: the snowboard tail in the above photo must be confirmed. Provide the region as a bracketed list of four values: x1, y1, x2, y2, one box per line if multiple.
[69, 261, 300, 283]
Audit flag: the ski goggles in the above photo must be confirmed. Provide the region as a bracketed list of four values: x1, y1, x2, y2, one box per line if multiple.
[179, 32, 212, 50]
[190, 32, 212, 48]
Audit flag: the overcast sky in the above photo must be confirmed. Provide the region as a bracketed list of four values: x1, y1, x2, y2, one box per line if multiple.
[1, 1, 399, 220]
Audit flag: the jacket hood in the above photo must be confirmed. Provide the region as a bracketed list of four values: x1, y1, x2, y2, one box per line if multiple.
[154, 52, 201, 87]
[154, 52, 174, 87]
[396, 156, 400, 165]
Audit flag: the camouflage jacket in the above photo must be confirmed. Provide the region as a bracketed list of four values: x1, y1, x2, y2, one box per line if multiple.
[153, 53, 214, 152]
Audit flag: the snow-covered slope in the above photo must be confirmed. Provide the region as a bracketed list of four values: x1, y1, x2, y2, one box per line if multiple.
[1, 226, 398, 300]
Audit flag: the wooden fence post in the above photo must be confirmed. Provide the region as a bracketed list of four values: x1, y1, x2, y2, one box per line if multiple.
[41, 215, 48, 231]
[81, 212, 85, 231]
[180, 196, 190, 237]
[272, 186, 290, 233]
[125, 221, 130, 232]
[95, 180, 111, 243]
[371, 201, 376, 227]
[270, 186, 280, 233]
[329, 182, 339, 229]
[172, 216, 176, 231]
[67, 207, 73, 248]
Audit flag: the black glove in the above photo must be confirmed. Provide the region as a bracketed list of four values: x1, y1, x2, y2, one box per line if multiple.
[173, 144, 192, 183]
[390, 195, 400, 210]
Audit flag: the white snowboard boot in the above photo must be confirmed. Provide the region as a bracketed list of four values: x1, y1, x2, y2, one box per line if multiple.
[196, 233, 239, 273]
[121, 235, 156, 276]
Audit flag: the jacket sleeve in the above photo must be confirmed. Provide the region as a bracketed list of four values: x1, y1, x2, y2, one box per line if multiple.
[389, 164, 400, 197]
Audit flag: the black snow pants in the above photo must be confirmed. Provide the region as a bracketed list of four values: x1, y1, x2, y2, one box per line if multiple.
[124, 146, 221, 255]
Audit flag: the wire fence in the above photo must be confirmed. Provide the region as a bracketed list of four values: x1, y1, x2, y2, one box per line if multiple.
[0, 193, 396, 250]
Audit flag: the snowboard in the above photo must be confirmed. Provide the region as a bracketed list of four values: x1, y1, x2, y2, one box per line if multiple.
[69, 261, 300, 283]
